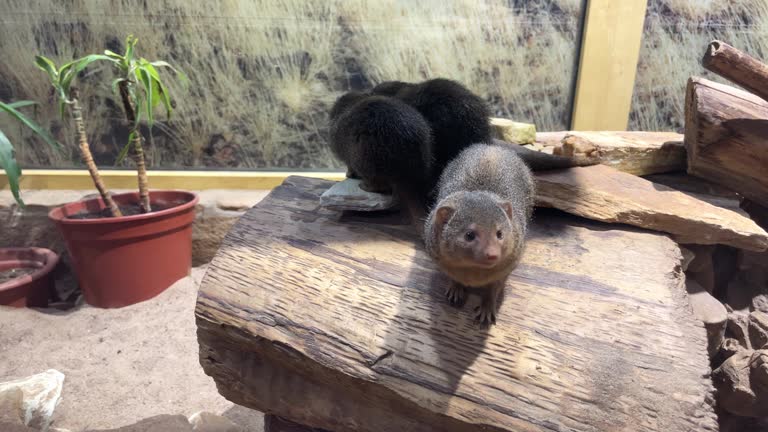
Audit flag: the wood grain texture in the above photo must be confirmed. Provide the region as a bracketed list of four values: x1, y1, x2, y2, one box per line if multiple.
[685, 76, 768, 207]
[535, 164, 768, 251]
[552, 131, 686, 176]
[196, 176, 718, 432]
[702, 40, 768, 103]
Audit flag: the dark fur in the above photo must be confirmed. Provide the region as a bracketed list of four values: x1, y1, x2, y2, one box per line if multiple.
[328, 93, 434, 218]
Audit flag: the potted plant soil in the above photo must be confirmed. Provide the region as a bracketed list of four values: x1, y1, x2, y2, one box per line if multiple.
[37, 36, 197, 308]
[1, 99, 62, 307]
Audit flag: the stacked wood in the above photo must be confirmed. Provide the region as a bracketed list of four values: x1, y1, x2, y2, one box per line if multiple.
[550, 131, 686, 175]
[702, 40, 768, 103]
[686, 39, 768, 208]
[534, 164, 768, 251]
[197, 176, 718, 432]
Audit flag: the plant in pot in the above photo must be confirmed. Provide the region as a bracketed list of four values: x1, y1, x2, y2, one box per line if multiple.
[0, 100, 61, 307]
[37, 36, 198, 308]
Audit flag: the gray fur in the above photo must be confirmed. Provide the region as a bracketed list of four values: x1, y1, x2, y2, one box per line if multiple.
[424, 144, 535, 325]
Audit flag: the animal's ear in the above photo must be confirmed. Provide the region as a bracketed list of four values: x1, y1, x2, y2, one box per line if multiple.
[499, 201, 514, 220]
[435, 206, 455, 228]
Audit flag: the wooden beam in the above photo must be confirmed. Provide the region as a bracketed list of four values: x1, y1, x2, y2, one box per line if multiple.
[570, 0, 648, 131]
[0, 170, 346, 191]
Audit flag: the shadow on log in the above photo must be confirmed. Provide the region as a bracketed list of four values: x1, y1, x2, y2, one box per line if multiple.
[195, 176, 718, 432]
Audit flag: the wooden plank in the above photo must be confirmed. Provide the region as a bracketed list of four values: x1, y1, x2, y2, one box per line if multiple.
[702, 39, 768, 103]
[551, 131, 686, 175]
[684, 76, 768, 207]
[0, 169, 346, 191]
[570, 0, 648, 131]
[196, 176, 717, 432]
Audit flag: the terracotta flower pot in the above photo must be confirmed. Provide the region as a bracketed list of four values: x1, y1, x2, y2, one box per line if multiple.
[0, 247, 59, 308]
[48, 190, 199, 308]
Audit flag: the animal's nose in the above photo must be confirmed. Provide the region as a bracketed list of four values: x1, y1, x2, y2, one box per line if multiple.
[485, 251, 499, 261]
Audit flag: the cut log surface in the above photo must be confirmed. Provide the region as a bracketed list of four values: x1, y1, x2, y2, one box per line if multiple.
[535, 164, 768, 251]
[552, 131, 686, 176]
[685, 76, 768, 207]
[702, 40, 768, 103]
[196, 176, 718, 432]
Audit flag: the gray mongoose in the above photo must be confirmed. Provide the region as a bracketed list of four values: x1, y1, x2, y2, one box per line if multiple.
[424, 143, 535, 327]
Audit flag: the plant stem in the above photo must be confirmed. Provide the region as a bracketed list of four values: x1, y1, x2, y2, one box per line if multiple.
[70, 88, 123, 217]
[118, 80, 151, 213]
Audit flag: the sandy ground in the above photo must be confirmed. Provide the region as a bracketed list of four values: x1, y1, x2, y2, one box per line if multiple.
[0, 266, 264, 431]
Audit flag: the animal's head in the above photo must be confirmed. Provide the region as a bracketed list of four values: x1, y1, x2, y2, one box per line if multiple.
[432, 192, 523, 269]
[329, 91, 369, 120]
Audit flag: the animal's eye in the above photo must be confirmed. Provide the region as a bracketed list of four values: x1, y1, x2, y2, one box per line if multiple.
[464, 231, 476, 242]
[496, 230, 503, 240]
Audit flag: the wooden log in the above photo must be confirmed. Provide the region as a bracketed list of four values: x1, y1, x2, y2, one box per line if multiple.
[551, 131, 686, 175]
[196, 176, 718, 432]
[685, 77, 768, 207]
[534, 164, 768, 251]
[702, 40, 768, 103]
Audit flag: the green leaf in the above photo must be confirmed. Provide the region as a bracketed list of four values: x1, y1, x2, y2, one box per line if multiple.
[0, 129, 24, 207]
[34, 55, 58, 82]
[125, 35, 136, 64]
[0, 101, 61, 152]
[59, 54, 117, 94]
[137, 67, 154, 127]
[104, 49, 123, 60]
[7, 101, 37, 109]
[115, 131, 135, 166]
[150, 60, 188, 88]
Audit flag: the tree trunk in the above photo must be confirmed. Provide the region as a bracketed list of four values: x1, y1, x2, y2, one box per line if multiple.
[684, 76, 768, 207]
[70, 89, 122, 217]
[118, 80, 152, 213]
[702, 40, 768, 103]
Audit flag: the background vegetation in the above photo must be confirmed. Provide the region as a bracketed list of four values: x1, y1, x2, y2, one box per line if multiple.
[0, 0, 583, 170]
[629, 0, 768, 131]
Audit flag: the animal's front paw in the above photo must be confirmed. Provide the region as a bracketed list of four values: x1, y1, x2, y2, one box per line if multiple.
[445, 283, 467, 308]
[474, 303, 497, 328]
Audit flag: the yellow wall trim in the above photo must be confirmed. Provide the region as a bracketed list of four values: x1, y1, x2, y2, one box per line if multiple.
[2, 170, 347, 191]
[571, 0, 648, 131]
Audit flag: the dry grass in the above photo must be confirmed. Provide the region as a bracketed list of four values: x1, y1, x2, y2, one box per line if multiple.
[0, 0, 581, 169]
[629, 0, 768, 131]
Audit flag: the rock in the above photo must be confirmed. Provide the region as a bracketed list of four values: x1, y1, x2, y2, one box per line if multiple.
[264, 415, 331, 432]
[687, 280, 727, 356]
[743, 199, 768, 230]
[750, 311, 768, 349]
[683, 244, 716, 294]
[490, 118, 536, 144]
[216, 200, 252, 212]
[721, 338, 743, 360]
[727, 312, 752, 350]
[534, 164, 768, 251]
[0, 369, 64, 432]
[534, 131, 568, 147]
[728, 274, 759, 314]
[552, 131, 686, 175]
[644, 173, 746, 214]
[711, 349, 766, 417]
[189, 411, 241, 432]
[0, 387, 24, 425]
[755, 295, 768, 315]
[319, 178, 398, 211]
[680, 246, 695, 272]
[753, 350, 768, 390]
[90, 414, 193, 432]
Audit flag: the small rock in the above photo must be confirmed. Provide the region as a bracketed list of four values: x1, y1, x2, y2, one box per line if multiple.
[680, 246, 695, 272]
[721, 337, 743, 360]
[216, 200, 252, 212]
[0, 369, 64, 432]
[750, 311, 768, 349]
[687, 280, 727, 356]
[712, 349, 765, 417]
[0, 387, 24, 425]
[319, 178, 398, 212]
[189, 411, 241, 432]
[752, 350, 768, 390]
[727, 275, 754, 314]
[755, 295, 768, 315]
[727, 312, 752, 350]
[490, 118, 536, 144]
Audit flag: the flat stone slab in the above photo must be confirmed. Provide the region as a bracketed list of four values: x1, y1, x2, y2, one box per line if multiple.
[196, 176, 717, 432]
[535, 164, 768, 251]
[319, 178, 398, 211]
